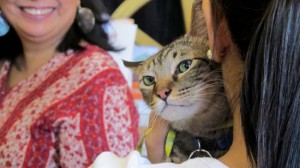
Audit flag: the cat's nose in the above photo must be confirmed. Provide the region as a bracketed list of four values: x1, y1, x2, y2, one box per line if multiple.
[156, 88, 172, 100]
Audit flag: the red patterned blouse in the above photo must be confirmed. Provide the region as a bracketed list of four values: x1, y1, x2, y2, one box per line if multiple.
[0, 44, 139, 168]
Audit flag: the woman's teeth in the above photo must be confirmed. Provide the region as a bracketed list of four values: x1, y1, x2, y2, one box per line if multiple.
[23, 8, 54, 15]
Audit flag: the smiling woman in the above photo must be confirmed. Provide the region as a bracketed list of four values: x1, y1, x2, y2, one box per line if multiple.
[2, 0, 78, 43]
[0, 0, 139, 167]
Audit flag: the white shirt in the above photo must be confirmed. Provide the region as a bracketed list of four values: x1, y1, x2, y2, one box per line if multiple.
[90, 151, 228, 168]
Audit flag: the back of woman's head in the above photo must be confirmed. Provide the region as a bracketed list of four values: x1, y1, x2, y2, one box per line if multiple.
[214, 0, 300, 167]
[241, 0, 300, 167]
[212, 0, 269, 58]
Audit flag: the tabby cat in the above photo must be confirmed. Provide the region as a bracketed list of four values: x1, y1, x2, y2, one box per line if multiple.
[124, 0, 232, 163]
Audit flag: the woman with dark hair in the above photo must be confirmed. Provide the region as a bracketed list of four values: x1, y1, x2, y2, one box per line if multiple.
[205, 0, 299, 167]
[91, 0, 300, 167]
[0, 0, 139, 167]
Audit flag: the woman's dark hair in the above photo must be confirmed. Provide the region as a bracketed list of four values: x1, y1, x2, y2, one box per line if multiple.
[213, 0, 300, 167]
[0, 0, 114, 62]
[241, 0, 300, 167]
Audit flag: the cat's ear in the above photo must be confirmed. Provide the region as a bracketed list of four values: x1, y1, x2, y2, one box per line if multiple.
[122, 60, 143, 73]
[188, 0, 207, 38]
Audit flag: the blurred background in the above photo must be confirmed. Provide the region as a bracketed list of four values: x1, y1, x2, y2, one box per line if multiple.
[102, 0, 186, 45]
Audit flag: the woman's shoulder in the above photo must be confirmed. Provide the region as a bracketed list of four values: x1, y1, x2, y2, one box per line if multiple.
[81, 44, 116, 62]
[73, 44, 120, 73]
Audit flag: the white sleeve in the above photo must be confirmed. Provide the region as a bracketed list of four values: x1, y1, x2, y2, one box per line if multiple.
[143, 158, 228, 168]
[90, 151, 228, 168]
[89, 151, 151, 168]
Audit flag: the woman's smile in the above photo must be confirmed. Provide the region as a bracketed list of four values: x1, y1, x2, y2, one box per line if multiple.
[21, 7, 54, 16]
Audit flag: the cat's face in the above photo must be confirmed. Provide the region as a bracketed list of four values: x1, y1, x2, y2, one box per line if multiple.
[134, 36, 223, 122]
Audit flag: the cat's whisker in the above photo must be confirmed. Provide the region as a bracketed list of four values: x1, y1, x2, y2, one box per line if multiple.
[194, 75, 224, 83]
[198, 69, 223, 81]
[180, 81, 223, 92]
[192, 92, 226, 97]
[147, 111, 160, 128]
[190, 83, 224, 92]
[177, 90, 226, 99]
[152, 113, 159, 127]
[190, 98, 226, 109]
[195, 83, 225, 90]
[177, 85, 224, 99]
[205, 80, 225, 85]
[169, 94, 226, 109]
[186, 92, 225, 100]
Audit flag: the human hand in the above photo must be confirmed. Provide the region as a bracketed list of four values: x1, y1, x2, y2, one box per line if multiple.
[145, 111, 170, 163]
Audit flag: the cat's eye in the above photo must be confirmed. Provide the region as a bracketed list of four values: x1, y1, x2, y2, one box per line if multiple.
[143, 76, 155, 86]
[176, 59, 193, 73]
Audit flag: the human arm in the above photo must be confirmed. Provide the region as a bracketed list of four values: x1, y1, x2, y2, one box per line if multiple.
[144, 112, 170, 163]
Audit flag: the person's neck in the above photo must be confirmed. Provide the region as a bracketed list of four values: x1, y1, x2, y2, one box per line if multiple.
[7, 45, 59, 89]
[15, 45, 58, 72]
[218, 45, 250, 168]
[219, 104, 249, 168]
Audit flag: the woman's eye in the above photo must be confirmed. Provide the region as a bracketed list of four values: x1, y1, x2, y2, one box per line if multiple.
[143, 76, 155, 86]
[177, 59, 193, 73]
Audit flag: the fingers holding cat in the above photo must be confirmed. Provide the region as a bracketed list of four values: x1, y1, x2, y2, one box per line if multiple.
[145, 111, 170, 163]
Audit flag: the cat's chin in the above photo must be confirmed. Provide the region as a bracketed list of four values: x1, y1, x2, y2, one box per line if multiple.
[159, 104, 198, 122]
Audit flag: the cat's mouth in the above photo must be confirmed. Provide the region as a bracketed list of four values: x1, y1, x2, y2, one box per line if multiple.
[161, 103, 190, 111]
[159, 101, 193, 111]
[168, 104, 188, 107]
[158, 103, 197, 121]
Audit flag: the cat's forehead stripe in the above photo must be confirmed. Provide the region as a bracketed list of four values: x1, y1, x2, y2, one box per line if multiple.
[157, 52, 163, 65]
[158, 46, 172, 65]
[152, 58, 156, 66]
[173, 52, 178, 58]
[162, 47, 174, 63]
